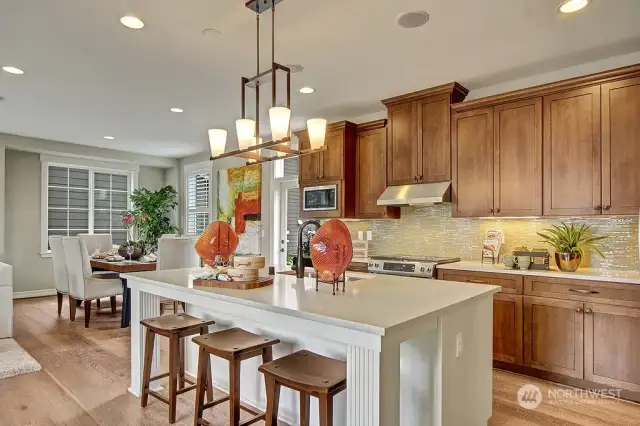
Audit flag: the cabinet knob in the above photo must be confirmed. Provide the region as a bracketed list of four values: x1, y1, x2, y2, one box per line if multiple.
[584, 308, 593, 315]
[575, 307, 584, 314]
[418, 174, 423, 181]
[488, 208, 494, 213]
[495, 208, 500, 214]
[603, 205, 611, 211]
[594, 205, 602, 211]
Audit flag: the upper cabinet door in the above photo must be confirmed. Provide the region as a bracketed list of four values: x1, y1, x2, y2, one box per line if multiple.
[602, 77, 640, 215]
[321, 129, 344, 181]
[417, 95, 450, 183]
[387, 101, 417, 186]
[493, 98, 543, 217]
[297, 133, 320, 184]
[355, 125, 399, 219]
[452, 108, 494, 217]
[543, 86, 601, 216]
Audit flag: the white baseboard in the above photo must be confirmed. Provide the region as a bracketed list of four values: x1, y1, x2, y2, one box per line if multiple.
[13, 289, 57, 299]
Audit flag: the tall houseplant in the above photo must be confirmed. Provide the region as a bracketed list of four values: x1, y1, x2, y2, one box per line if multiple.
[537, 222, 607, 272]
[129, 185, 179, 252]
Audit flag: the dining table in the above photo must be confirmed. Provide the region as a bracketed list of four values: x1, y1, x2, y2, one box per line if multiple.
[90, 259, 157, 328]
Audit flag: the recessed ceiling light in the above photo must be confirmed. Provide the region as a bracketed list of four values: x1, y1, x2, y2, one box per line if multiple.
[396, 11, 429, 29]
[558, 0, 590, 13]
[120, 15, 145, 29]
[298, 87, 315, 94]
[2, 66, 24, 75]
[104, 136, 115, 140]
[170, 107, 184, 113]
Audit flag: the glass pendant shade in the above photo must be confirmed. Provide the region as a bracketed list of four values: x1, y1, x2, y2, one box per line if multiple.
[307, 118, 327, 150]
[208, 129, 227, 157]
[236, 118, 256, 150]
[269, 107, 291, 142]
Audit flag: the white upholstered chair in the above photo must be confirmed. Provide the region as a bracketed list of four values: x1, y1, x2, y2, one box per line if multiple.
[49, 236, 70, 316]
[78, 233, 115, 309]
[78, 233, 113, 256]
[62, 237, 123, 327]
[156, 236, 199, 314]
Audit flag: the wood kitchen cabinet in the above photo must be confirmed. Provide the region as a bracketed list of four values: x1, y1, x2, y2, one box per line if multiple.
[602, 77, 640, 215]
[524, 296, 584, 379]
[543, 86, 601, 216]
[451, 108, 494, 217]
[382, 83, 468, 186]
[296, 121, 357, 218]
[355, 120, 400, 219]
[296, 121, 356, 184]
[450, 64, 640, 217]
[584, 303, 640, 392]
[451, 98, 542, 217]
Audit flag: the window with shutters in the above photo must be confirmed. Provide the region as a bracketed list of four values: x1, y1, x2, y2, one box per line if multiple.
[186, 170, 211, 236]
[42, 163, 133, 253]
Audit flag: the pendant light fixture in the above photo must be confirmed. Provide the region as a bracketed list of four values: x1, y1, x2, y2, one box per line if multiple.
[209, 0, 327, 164]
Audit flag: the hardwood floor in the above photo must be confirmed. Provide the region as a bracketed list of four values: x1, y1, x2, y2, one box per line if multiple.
[3, 296, 640, 426]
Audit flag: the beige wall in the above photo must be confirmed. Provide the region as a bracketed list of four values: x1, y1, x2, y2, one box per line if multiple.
[5, 150, 54, 293]
[139, 166, 165, 191]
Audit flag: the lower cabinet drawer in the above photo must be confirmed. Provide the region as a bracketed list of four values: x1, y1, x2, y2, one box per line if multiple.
[438, 270, 523, 294]
[524, 276, 640, 307]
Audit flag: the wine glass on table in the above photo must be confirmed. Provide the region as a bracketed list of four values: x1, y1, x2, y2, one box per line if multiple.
[126, 244, 135, 263]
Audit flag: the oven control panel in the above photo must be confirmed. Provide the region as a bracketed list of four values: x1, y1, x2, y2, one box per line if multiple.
[367, 260, 435, 278]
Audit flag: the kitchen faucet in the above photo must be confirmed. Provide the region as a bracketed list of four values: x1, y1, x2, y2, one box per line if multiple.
[296, 220, 321, 278]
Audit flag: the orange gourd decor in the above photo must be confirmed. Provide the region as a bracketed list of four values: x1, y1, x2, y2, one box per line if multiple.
[195, 221, 239, 266]
[310, 219, 353, 282]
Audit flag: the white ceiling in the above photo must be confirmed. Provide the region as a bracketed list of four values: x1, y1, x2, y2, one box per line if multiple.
[1, 0, 639, 158]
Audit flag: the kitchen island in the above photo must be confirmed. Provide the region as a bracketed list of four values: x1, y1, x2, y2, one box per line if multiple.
[124, 268, 500, 426]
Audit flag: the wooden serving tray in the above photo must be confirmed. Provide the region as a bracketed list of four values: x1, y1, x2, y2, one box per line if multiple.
[193, 276, 274, 290]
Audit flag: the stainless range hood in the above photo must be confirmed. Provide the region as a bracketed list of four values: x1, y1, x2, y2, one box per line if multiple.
[377, 181, 451, 206]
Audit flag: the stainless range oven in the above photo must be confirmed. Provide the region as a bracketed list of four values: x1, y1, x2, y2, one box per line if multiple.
[303, 184, 338, 212]
[368, 255, 460, 279]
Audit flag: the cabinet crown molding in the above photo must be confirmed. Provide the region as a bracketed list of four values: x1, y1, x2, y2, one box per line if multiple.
[381, 82, 469, 106]
[452, 63, 640, 112]
[356, 119, 387, 133]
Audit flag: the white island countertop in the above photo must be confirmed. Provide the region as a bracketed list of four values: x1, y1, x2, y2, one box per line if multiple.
[437, 260, 640, 285]
[124, 268, 500, 335]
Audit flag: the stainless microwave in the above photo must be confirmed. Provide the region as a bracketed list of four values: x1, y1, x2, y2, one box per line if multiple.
[303, 184, 338, 211]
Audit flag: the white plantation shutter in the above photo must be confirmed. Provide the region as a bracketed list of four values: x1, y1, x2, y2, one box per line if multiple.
[187, 170, 211, 235]
[47, 166, 90, 243]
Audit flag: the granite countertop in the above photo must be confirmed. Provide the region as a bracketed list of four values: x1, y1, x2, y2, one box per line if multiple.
[437, 260, 640, 285]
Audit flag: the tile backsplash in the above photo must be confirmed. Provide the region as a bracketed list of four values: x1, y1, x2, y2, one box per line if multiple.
[345, 205, 639, 272]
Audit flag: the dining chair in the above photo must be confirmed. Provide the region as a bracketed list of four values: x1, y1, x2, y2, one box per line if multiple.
[156, 236, 199, 314]
[78, 233, 113, 256]
[78, 233, 116, 309]
[62, 237, 123, 328]
[49, 236, 70, 316]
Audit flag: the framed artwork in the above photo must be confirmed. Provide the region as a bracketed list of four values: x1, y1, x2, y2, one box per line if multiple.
[217, 163, 262, 254]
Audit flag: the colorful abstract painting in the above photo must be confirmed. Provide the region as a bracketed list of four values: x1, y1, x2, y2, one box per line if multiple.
[217, 164, 262, 254]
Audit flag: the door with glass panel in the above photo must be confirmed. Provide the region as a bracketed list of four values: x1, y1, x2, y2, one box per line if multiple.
[278, 180, 300, 267]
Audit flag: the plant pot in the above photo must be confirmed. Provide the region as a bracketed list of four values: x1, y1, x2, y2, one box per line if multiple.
[118, 247, 144, 261]
[555, 252, 582, 272]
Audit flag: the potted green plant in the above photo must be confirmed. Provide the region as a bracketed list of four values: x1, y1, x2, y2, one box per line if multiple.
[537, 222, 607, 272]
[129, 185, 179, 253]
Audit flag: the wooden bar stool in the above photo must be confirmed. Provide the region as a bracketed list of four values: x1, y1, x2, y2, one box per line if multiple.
[141, 313, 216, 424]
[192, 328, 280, 426]
[259, 350, 347, 426]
